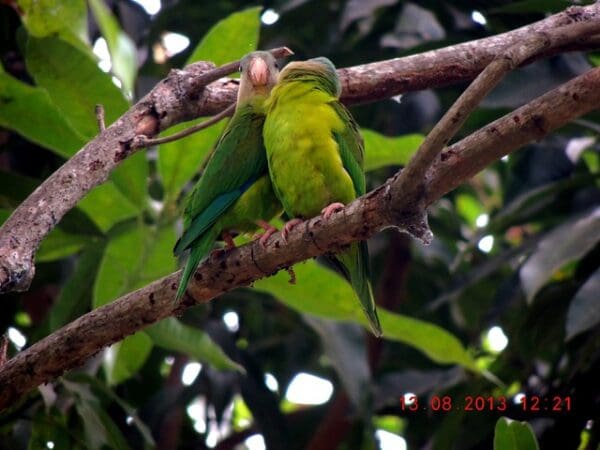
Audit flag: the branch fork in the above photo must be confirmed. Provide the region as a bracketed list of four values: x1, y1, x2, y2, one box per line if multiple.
[1, 6, 600, 411]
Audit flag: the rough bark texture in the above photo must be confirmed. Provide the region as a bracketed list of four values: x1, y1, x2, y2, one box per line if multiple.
[0, 4, 600, 409]
[1, 4, 600, 293]
[1, 65, 600, 411]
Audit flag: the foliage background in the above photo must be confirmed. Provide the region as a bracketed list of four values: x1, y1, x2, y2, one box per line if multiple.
[0, 0, 599, 449]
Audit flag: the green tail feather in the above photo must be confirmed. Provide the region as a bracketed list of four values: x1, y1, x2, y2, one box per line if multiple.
[335, 241, 382, 337]
[175, 226, 220, 302]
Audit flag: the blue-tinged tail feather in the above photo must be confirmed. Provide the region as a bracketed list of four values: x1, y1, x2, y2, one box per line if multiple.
[335, 241, 382, 337]
[175, 226, 220, 301]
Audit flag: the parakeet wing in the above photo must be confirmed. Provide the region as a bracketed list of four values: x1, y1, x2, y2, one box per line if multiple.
[330, 101, 366, 196]
[175, 105, 266, 254]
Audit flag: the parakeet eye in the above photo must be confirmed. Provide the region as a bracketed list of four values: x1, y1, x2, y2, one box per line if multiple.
[239, 65, 243, 72]
[274, 62, 279, 69]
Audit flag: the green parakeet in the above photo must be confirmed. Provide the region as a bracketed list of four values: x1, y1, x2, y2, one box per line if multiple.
[263, 57, 382, 337]
[174, 51, 282, 301]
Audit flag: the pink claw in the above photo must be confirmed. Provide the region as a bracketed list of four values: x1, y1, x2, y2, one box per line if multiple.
[221, 231, 236, 250]
[321, 202, 345, 219]
[253, 220, 279, 248]
[282, 218, 303, 243]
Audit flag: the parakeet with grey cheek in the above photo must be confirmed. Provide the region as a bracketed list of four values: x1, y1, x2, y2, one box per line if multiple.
[174, 51, 282, 301]
[263, 57, 382, 337]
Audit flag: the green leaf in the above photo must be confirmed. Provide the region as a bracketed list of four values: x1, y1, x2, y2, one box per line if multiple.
[255, 261, 476, 369]
[25, 36, 129, 140]
[157, 7, 262, 201]
[63, 379, 132, 450]
[0, 69, 86, 157]
[50, 245, 104, 330]
[77, 182, 139, 233]
[37, 228, 93, 262]
[146, 317, 244, 372]
[28, 408, 71, 450]
[255, 261, 362, 319]
[88, 0, 137, 97]
[187, 7, 262, 65]
[17, 0, 88, 44]
[0, 209, 10, 224]
[379, 309, 476, 369]
[110, 152, 149, 212]
[494, 417, 539, 450]
[157, 119, 226, 201]
[303, 317, 371, 409]
[103, 332, 153, 386]
[93, 224, 177, 308]
[491, 0, 571, 14]
[566, 268, 600, 340]
[520, 207, 600, 303]
[67, 373, 155, 446]
[363, 129, 423, 171]
[456, 193, 482, 227]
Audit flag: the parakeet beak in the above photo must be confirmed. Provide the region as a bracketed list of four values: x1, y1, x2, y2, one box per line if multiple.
[248, 57, 269, 86]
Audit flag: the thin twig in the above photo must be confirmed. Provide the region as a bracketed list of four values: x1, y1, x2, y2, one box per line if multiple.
[95, 104, 106, 132]
[132, 103, 235, 149]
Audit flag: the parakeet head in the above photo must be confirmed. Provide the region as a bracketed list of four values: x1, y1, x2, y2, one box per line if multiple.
[278, 57, 341, 97]
[238, 51, 279, 102]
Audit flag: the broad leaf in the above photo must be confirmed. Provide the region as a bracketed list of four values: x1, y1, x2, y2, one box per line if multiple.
[26, 36, 129, 140]
[93, 224, 177, 308]
[50, 245, 104, 330]
[255, 261, 476, 369]
[28, 408, 71, 450]
[494, 417, 539, 450]
[566, 268, 600, 340]
[0, 68, 86, 157]
[88, 0, 137, 97]
[37, 228, 93, 262]
[17, 0, 88, 44]
[187, 7, 262, 65]
[63, 380, 132, 450]
[520, 206, 600, 303]
[67, 373, 155, 446]
[110, 152, 149, 213]
[363, 129, 423, 171]
[157, 120, 226, 202]
[303, 317, 371, 409]
[146, 317, 244, 372]
[77, 182, 139, 233]
[103, 332, 153, 386]
[158, 7, 262, 200]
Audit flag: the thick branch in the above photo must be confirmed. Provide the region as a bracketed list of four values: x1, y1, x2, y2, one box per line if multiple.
[425, 67, 600, 202]
[1, 5, 599, 293]
[389, 18, 600, 211]
[338, 4, 600, 104]
[1, 67, 600, 411]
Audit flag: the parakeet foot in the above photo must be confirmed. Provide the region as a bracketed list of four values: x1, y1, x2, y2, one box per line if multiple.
[282, 218, 303, 243]
[222, 231, 236, 250]
[321, 202, 345, 219]
[254, 220, 278, 248]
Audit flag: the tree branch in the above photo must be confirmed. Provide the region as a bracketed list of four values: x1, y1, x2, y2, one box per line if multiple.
[1, 65, 600, 411]
[390, 19, 600, 211]
[132, 103, 236, 148]
[0, 46, 292, 293]
[0, 5, 599, 293]
[337, 4, 600, 105]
